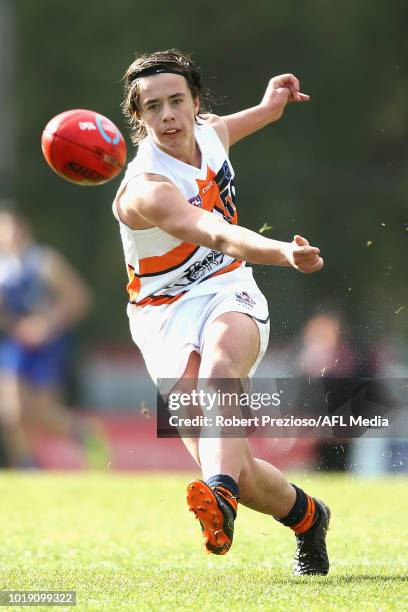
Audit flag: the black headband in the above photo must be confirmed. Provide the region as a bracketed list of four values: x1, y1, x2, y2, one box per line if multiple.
[131, 65, 187, 81]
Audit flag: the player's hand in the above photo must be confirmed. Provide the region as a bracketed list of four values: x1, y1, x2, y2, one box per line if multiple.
[261, 74, 310, 109]
[12, 315, 53, 347]
[283, 235, 324, 274]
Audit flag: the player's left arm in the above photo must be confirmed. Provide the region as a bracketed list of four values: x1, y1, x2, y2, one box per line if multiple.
[40, 249, 93, 335]
[11, 250, 93, 347]
[220, 74, 310, 146]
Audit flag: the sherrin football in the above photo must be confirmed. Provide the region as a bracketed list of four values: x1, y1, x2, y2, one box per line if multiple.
[41, 109, 127, 186]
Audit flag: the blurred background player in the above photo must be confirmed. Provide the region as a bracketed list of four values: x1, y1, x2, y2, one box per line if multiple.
[115, 49, 330, 575]
[295, 310, 362, 470]
[0, 208, 104, 468]
[297, 310, 359, 378]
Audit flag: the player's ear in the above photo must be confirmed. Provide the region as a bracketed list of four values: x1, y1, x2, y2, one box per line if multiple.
[135, 112, 145, 128]
[193, 96, 200, 116]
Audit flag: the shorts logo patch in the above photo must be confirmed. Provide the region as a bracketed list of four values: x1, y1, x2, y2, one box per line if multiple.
[235, 291, 255, 308]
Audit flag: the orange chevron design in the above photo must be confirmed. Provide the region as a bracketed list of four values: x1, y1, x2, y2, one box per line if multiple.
[196, 166, 219, 212]
[134, 164, 236, 278]
[133, 261, 241, 308]
[204, 258, 242, 280]
[196, 165, 238, 225]
[135, 291, 187, 307]
[139, 242, 198, 275]
[127, 264, 141, 302]
[126, 163, 239, 304]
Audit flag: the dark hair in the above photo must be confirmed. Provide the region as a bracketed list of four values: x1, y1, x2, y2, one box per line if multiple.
[122, 49, 217, 144]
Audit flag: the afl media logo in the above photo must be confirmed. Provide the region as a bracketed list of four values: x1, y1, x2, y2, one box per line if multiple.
[235, 291, 255, 309]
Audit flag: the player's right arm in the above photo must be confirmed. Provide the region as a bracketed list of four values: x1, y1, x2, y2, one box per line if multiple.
[119, 177, 323, 274]
[221, 74, 310, 146]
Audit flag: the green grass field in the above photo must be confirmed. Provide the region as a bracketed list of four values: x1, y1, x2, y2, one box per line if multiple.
[0, 471, 407, 611]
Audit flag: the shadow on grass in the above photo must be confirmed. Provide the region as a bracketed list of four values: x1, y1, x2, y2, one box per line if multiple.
[147, 569, 408, 586]
[320, 575, 408, 584]
[258, 574, 408, 586]
[162, 570, 408, 587]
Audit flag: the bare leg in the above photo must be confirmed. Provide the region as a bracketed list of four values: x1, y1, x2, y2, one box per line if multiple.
[175, 316, 295, 517]
[21, 382, 75, 436]
[171, 350, 201, 466]
[0, 373, 33, 466]
[239, 441, 295, 517]
[197, 312, 259, 482]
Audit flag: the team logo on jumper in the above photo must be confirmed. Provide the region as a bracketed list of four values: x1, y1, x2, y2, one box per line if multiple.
[188, 195, 202, 207]
[183, 251, 224, 282]
[160, 251, 225, 292]
[235, 291, 255, 308]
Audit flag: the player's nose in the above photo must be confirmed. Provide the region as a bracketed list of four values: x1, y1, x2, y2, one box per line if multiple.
[161, 102, 175, 122]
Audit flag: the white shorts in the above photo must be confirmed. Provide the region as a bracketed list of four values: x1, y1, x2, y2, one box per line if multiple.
[128, 265, 270, 385]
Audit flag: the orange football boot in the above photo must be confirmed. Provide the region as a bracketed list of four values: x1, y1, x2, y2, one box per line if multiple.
[186, 480, 238, 555]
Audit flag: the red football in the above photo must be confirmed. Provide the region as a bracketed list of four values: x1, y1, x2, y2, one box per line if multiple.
[41, 109, 127, 186]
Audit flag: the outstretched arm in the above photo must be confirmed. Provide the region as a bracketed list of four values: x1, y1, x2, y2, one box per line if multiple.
[221, 74, 310, 146]
[120, 177, 323, 274]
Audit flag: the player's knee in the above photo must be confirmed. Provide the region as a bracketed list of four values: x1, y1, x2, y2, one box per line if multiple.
[200, 357, 240, 380]
[198, 370, 243, 420]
